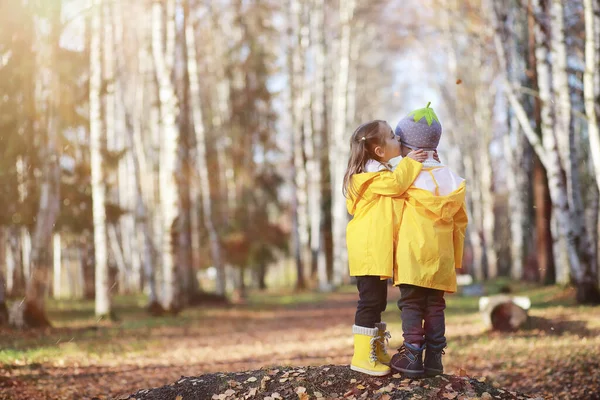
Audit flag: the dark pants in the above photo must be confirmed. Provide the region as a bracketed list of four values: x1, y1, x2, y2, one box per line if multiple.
[355, 276, 388, 328]
[397, 284, 446, 349]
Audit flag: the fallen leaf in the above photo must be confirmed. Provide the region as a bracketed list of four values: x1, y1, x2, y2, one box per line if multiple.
[481, 393, 493, 400]
[271, 393, 282, 399]
[392, 374, 402, 379]
[442, 393, 457, 399]
[380, 395, 391, 400]
[224, 389, 235, 396]
[314, 392, 323, 398]
[175, 396, 183, 400]
[374, 380, 383, 386]
[279, 378, 288, 383]
[456, 79, 463, 84]
[356, 384, 365, 390]
[459, 368, 468, 377]
[296, 387, 306, 394]
[350, 379, 357, 384]
[246, 377, 257, 382]
[261, 376, 271, 390]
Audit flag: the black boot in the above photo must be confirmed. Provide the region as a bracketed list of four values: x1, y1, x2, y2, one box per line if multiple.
[390, 343, 424, 378]
[424, 345, 445, 376]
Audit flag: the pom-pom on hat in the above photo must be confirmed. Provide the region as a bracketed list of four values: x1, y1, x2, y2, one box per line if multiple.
[394, 102, 442, 151]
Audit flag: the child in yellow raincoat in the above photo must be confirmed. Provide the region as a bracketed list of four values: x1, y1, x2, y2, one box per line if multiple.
[343, 119, 430, 376]
[388, 103, 468, 379]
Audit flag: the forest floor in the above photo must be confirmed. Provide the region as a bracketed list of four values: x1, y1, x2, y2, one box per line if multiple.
[0, 280, 599, 399]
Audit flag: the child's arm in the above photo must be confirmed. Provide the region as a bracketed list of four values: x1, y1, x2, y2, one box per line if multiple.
[368, 157, 422, 197]
[453, 201, 469, 269]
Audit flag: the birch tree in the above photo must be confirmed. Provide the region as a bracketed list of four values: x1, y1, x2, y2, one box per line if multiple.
[21, 1, 63, 327]
[89, 0, 110, 317]
[331, 0, 355, 286]
[490, 0, 600, 301]
[186, 6, 225, 297]
[584, 0, 600, 193]
[310, 0, 329, 290]
[152, 0, 180, 311]
[288, 0, 308, 289]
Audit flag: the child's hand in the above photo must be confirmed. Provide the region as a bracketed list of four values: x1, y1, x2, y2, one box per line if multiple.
[433, 151, 441, 162]
[406, 149, 427, 163]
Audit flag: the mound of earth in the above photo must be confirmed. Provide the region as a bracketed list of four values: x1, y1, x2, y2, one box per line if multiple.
[119, 365, 537, 400]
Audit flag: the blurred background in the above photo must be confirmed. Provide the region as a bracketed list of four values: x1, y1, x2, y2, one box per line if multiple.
[1, 0, 600, 326]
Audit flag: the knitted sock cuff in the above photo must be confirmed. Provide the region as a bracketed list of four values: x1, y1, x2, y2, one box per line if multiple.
[352, 325, 378, 336]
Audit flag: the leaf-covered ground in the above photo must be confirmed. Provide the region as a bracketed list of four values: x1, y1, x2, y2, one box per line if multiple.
[0, 282, 599, 399]
[124, 365, 532, 400]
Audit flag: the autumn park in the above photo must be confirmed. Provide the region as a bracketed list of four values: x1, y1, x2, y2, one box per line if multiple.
[1, 0, 600, 399]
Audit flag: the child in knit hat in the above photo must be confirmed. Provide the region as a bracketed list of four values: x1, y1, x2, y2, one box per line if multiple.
[389, 103, 469, 378]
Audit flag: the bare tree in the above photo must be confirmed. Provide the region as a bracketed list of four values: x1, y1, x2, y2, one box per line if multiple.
[330, 0, 355, 286]
[152, 0, 181, 311]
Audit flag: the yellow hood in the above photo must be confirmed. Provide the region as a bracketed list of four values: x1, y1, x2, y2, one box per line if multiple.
[394, 180, 468, 293]
[406, 181, 466, 221]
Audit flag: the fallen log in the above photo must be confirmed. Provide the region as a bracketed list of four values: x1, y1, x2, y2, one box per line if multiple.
[479, 295, 531, 331]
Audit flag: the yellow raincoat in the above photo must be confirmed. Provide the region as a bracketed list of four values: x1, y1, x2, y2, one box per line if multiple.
[393, 172, 468, 293]
[346, 157, 423, 279]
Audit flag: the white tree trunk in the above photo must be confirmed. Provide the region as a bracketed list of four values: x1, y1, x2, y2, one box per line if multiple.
[91, 0, 110, 317]
[52, 233, 61, 298]
[5, 229, 16, 294]
[113, 3, 136, 291]
[207, 6, 235, 223]
[476, 87, 497, 278]
[499, 3, 530, 280]
[288, 0, 308, 289]
[550, 0, 571, 182]
[464, 153, 484, 280]
[531, 0, 571, 285]
[21, 228, 31, 284]
[130, 9, 158, 303]
[311, 0, 329, 289]
[584, 0, 600, 193]
[185, 19, 226, 297]
[152, 0, 180, 310]
[505, 117, 529, 281]
[551, 0, 592, 284]
[330, 0, 355, 286]
[108, 225, 127, 293]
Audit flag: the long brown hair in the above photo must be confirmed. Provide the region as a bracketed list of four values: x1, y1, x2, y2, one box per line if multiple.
[342, 120, 389, 199]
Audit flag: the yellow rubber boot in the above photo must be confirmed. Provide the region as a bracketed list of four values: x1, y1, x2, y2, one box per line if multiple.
[375, 322, 392, 365]
[350, 325, 391, 376]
